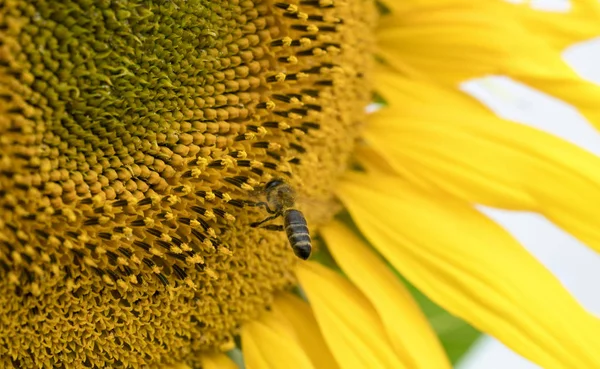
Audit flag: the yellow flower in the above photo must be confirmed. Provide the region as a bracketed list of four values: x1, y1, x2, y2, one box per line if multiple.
[2, 1, 600, 368]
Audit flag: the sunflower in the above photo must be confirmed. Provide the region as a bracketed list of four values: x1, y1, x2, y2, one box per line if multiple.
[2, 0, 600, 368]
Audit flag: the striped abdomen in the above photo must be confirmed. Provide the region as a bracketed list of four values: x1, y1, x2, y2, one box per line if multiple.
[283, 209, 312, 260]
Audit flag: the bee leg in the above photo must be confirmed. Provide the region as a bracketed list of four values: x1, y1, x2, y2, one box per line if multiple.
[260, 224, 284, 232]
[243, 200, 277, 214]
[250, 212, 281, 228]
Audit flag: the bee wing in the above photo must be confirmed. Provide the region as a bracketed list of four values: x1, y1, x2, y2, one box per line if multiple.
[294, 193, 342, 227]
[243, 183, 268, 202]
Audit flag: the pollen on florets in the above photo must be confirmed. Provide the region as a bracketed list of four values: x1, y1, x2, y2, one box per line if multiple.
[0, 0, 376, 367]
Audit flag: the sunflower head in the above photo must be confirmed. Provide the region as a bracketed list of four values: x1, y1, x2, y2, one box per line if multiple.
[0, 0, 376, 366]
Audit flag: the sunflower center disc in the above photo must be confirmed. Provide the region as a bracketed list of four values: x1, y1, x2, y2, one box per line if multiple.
[0, 0, 376, 366]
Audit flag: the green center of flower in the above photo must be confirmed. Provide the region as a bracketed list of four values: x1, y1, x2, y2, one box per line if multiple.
[0, 0, 376, 366]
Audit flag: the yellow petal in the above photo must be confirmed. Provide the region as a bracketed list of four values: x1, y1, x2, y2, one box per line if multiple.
[337, 174, 600, 369]
[296, 262, 408, 369]
[368, 74, 600, 253]
[201, 354, 239, 369]
[321, 221, 451, 369]
[379, 0, 600, 51]
[374, 66, 490, 117]
[375, 2, 600, 128]
[509, 1, 600, 50]
[242, 310, 315, 369]
[354, 143, 438, 194]
[376, 2, 541, 83]
[377, 0, 484, 29]
[273, 294, 340, 369]
[354, 144, 396, 177]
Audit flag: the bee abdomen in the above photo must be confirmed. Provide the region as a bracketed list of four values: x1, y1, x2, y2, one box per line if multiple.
[284, 210, 309, 239]
[284, 209, 312, 260]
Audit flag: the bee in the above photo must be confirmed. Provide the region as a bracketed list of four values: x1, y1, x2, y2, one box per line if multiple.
[249, 179, 311, 260]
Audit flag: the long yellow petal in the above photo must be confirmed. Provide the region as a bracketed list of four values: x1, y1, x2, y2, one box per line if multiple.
[374, 66, 490, 116]
[355, 143, 441, 195]
[242, 310, 315, 369]
[379, 0, 600, 50]
[375, 1, 600, 128]
[337, 174, 600, 369]
[296, 262, 408, 369]
[368, 72, 600, 253]
[201, 354, 239, 369]
[376, 1, 544, 83]
[509, 1, 600, 50]
[273, 294, 340, 369]
[321, 221, 451, 369]
[377, 0, 490, 28]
